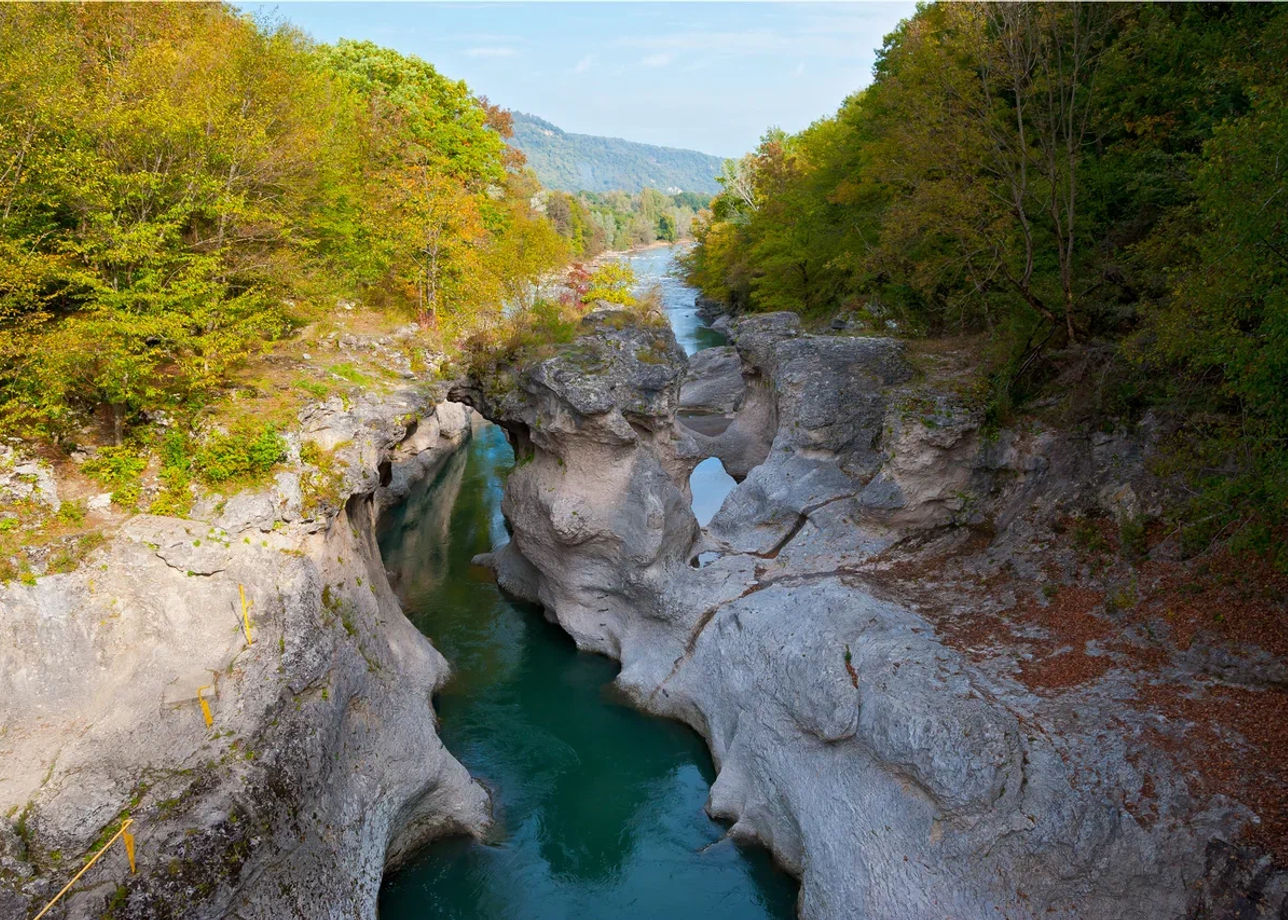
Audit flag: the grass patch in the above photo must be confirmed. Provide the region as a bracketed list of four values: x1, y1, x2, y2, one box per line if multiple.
[46, 532, 106, 574]
[294, 377, 330, 399]
[329, 363, 372, 386]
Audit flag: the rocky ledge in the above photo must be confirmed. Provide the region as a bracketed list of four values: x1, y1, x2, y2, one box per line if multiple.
[0, 392, 489, 919]
[453, 308, 1287, 919]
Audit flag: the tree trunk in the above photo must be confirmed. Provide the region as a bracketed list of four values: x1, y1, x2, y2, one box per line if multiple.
[111, 403, 125, 446]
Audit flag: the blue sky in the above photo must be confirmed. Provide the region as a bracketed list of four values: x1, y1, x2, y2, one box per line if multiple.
[239, 2, 916, 158]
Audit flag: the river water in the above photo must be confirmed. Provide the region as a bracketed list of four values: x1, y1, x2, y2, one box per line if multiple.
[376, 246, 796, 919]
[629, 246, 738, 526]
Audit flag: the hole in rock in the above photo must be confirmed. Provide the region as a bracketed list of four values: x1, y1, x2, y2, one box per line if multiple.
[376, 422, 799, 918]
[690, 457, 736, 528]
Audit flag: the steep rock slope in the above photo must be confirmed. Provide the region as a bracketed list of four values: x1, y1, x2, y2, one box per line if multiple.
[453, 308, 1285, 920]
[0, 394, 489, 920]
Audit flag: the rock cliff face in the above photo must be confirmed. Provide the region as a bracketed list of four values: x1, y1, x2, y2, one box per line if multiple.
[0, 393, 489, 920]
[453, 308, 1283, 920]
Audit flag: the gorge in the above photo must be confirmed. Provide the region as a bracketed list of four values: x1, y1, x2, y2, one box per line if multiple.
[2, 246, 1285, 920]
[2, 4, 1286, 918]
[443, 248, 1287, 919]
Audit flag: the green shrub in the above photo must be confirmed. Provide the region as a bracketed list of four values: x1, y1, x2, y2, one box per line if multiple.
[55, 500, 85, 525]
[82, 447, 146, 508]
[526, 299, 580, 345]
[457, 299, 583, 391]
[193, 423, 286, 485]
[1119, 515, 1148, 561]
[1072, 517, 1110, 557]
[150, 429, 194, 516]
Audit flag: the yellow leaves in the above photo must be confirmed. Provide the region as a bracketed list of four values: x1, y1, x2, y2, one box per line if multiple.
[0, 3, 568, 441]
[582, 262, 637, 307]
[488, 198, 570, 310]
[378, 165, 496, 325]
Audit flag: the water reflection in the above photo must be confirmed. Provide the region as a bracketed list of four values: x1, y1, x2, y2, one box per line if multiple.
[377, 424, 797, 920]
[377, 246, 796, 920]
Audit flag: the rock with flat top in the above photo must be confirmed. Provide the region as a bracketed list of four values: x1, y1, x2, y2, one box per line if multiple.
[679, 346, 746, 416]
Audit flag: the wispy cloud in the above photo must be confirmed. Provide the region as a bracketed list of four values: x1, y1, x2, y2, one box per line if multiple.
[615, 7, 905, 62]
[233, 0, 917, 158]
[465, 46, 516, 59]
[624, 30, 783, 56]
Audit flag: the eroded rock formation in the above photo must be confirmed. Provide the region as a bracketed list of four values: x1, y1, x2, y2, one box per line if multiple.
[454, 308, 1284, 920]
[0, 393, 489, 920]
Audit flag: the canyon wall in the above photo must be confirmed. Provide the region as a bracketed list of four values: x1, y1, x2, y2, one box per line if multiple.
[0, 393, 489, 920]
[455, 307, 1285, 920]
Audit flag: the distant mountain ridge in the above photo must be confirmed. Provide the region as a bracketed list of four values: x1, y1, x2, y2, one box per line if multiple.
[510, 112, 723, 195]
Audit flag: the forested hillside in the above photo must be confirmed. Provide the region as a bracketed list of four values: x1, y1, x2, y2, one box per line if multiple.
[511, 112, 723, 194]
[0, 4, 567, 444]
[684, 3, 1288, 566]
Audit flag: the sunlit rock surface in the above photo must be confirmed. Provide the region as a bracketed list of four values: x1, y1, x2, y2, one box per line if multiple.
[455, 307, 1275, 920]
[0, 395, 488, 920]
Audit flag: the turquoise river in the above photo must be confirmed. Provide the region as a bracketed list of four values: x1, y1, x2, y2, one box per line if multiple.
[376, 246, 797, 919]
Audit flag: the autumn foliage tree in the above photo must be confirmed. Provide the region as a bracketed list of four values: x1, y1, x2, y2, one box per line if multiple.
[683, 1, 1288, 562]
[0, 6, 567, 441]
[0, 4, 339, 440]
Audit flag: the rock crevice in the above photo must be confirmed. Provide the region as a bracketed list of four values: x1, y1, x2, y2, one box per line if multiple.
[0, 391, 489, 920]
[454, 307, 1277, 920]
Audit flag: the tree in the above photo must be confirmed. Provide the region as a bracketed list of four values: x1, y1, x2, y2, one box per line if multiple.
[0, 4, 333, 440]
[320, 39, 519, 330]
[1139, 18, 1288, 555]
[984, 3, 1117, 342]
[717, 155, 758, 217]
[489, 175, 571, 311]
[680, 0, 1288, 561]
[0, 6, 574, 442]
[657, 213, 677, 242]
[581, 262, 637, 306]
